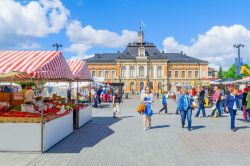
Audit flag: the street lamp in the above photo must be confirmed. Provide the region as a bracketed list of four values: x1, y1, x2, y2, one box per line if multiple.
[52, 43, 63, 51]
[233, 43, 244, 76]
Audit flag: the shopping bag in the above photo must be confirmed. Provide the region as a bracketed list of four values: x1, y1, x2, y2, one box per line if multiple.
[137, 103, 145, 114]
[211, 103, 216, 111]
[214, 110, 219, 118]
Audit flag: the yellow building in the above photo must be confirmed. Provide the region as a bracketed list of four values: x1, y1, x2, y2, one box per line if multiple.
[86, 29, 208, 93]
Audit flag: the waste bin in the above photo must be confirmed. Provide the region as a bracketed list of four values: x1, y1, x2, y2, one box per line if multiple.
[125, 93, 129, 99]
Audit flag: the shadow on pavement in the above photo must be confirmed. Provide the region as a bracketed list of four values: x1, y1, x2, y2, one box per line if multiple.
[150, 125, 170, 129]
[191, 125, 206, 130]
[99, 104, 111, 108]
[236, 118, 248, 123]
[47, 117, 120, 153]
[120, 116, 134, 119]
[236, 126, 249, 131]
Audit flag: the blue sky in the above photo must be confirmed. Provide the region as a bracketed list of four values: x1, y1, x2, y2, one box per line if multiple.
[61, 0, 250, 52]
[2, 0, 250, 68]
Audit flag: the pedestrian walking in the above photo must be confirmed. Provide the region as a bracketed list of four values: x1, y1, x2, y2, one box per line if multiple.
[210, 86, 222, 117]
[175, 88, 181, 114]
[112, 89, 122, 118]
[242, 88, 248, 122]
[178, 89, 193, 131]
[195, 87, 206, 117]
[141, 86, 154, 130]
[246, 89, 250, 122]
[225, 88, 240, 132]
[159, 91, 168, 114]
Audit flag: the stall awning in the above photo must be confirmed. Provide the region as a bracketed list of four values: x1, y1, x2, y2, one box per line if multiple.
[234, 77, 250, 83]
[0, 51, 73, 80]
[67, 60, 93, 81]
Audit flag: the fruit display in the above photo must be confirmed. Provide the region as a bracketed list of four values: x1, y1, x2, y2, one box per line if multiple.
[0, 107, 71, 123]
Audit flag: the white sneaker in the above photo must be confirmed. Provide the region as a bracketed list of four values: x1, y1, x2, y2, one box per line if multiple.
[143, 128, 147, 131]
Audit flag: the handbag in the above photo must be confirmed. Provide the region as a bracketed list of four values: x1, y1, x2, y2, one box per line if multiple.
[137, 103, 145, 114]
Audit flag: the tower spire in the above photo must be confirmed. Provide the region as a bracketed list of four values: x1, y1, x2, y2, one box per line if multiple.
[137, 21, 145, 44]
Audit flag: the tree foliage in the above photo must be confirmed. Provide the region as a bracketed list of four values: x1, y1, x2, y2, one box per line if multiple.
[223, 64, 250, 79]
[217, 65, 224, 79]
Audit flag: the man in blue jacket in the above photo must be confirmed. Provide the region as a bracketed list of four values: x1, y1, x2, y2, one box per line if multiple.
[159, 91, 168, 114]
[225, 88, 240, 132]
[178, 89, 193, 131]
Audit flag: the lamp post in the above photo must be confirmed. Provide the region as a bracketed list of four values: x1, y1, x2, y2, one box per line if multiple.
[52, 43, 63, 51]
[233, 43, 244, 77]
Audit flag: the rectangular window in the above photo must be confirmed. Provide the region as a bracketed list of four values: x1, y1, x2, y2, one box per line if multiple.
[91, 71, 96, 77]
[175, 71, 178, 78]
[98, 70, 102, 77]
[188, 71, 192, 78]
[195, 71, 199, 78]
[112, 70, 116, 78]
[182, 71, 185, 78]
[105, 71, 109, 78]
[168, 70, 172, 78]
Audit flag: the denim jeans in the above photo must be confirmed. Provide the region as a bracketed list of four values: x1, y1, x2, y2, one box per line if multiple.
[180, 108, 192, 128]
[248, 109, 250, 122]
[229, 109, 237, 129]
[211, 100, 222, 117]
[195, 104, 206, 117]
[159, 103, 168, 113]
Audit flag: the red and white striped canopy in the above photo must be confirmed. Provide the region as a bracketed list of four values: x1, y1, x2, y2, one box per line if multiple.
[0, 51, 73, 80]
[67, 60, 93, 81]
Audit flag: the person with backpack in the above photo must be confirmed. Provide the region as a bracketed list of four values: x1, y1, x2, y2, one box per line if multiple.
[112, 89, 122, 118]
[159, 91, 168, 114]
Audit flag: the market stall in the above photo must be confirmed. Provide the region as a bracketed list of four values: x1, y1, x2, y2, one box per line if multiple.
[0, 51, 74, 152]
[68, 60, 93, 129]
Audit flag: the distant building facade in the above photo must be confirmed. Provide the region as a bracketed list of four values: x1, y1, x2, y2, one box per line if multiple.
[208, 67, 218, 79]
[86, 28, 208, 92]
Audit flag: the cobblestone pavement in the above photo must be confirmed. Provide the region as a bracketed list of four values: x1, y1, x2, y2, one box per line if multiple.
[0, 95, 250, 166]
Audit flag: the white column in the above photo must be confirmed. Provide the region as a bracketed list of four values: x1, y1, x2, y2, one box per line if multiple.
[154, 65, 157, 78]
[126, 66, 129, 78]
[136, 64, 139, 77]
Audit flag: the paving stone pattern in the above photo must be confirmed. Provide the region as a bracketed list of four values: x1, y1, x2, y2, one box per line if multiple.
[0, 95, 250, 166]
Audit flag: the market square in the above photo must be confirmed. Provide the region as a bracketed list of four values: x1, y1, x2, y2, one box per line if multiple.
[1, 0, 250, 166]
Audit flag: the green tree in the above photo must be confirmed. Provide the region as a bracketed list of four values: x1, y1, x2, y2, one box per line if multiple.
[217, 65, 224, 79]
[223, 64, 250, 79]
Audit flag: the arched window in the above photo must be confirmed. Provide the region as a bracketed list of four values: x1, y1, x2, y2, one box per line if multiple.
[130, 82, 135, 91]
[158, 82, 163, 90]
[121, 66, 126, 78]
[149, 66, 154, 78]
[149, 82, 153, 90]
[139, 66, 144, 77]
[157, 66, 163, 78]
[122, 82, 126, 91]
[140, 82, 144, 92]
[130, 66, 135, 78]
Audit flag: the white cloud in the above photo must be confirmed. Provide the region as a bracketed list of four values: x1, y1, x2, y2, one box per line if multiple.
[163, 25, 250, 69]
[17, 42, 41, 50]
[65, 20, 137, 60]
[0, 0, 69, 49]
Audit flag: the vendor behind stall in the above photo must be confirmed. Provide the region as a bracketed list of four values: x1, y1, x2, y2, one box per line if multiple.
[24, 85, 35, 104]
